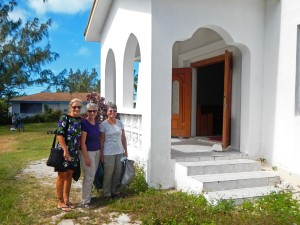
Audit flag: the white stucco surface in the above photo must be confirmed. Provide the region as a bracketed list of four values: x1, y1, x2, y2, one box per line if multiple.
[85, 0, 300, 186]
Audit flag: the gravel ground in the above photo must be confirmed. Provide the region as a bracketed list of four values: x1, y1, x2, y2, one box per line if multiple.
[21, 159, 140, 225]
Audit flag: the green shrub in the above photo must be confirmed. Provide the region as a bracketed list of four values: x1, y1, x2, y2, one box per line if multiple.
[128, 162, 149, 194]
[21, 109, 62, 123]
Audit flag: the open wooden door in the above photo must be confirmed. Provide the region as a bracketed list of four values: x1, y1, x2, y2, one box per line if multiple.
[222, 50, 233, 148]
[171, 68, 192, 137]
[191, 50, 233, 149]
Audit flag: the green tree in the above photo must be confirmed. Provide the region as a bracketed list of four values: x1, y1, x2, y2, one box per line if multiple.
[0, 0, 58, 98]
[47, 68, 100, 93]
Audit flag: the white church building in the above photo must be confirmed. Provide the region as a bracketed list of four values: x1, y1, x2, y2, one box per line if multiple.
[85, 0, 300, 191]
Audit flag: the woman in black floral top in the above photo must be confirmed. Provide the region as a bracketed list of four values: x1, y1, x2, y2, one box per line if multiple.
[55, 98, 82, 212]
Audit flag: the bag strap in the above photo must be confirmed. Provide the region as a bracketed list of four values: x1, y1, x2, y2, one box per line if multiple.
[64, 114, 70, 146]
[52, 114, 70, 148]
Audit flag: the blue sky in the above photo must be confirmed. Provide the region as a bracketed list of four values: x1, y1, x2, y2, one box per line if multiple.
[10, 0, 100, 94]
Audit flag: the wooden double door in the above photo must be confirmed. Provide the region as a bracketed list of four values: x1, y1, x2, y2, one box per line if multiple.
[171, 51, 232, 148]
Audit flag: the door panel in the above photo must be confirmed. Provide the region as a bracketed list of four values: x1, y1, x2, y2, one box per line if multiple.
[222, 50, 233, 148]
[171, 68, 192, 137]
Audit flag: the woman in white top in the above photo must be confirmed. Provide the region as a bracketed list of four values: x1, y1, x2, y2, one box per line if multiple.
[100, 103, 128, 199]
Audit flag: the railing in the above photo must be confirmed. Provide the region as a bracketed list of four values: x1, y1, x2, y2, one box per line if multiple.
[119, 113, 142, 151]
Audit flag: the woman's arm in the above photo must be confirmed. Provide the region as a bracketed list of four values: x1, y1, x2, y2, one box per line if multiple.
[80, 131, 91, 167]
[57, 135, 70, 161]
[121, 129, 128, 157]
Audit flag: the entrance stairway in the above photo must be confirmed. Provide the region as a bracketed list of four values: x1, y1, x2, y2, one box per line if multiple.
[171, 138, 281, 205]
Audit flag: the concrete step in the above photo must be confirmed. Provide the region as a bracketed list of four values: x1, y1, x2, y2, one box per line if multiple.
[193, 171, 280, 192]
[176, 159, 260, 176]
[172, 150, 248, 162]
[204, 186, 281, 205]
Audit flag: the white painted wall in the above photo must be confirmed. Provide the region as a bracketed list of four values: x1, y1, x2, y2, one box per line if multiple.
[262, 0, 300, 176]
[90, 0, 300, 187]
[98, 0, 156, 185]
[151, 0, 266, 184]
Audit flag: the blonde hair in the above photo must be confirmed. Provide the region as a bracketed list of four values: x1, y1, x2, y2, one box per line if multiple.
[69, 98, 82, 107]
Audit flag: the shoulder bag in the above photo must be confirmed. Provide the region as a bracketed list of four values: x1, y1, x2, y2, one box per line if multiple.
[46, 115, 70, 169]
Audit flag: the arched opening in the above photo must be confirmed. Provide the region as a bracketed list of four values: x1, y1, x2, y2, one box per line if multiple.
[105, 49, 116, 103]
[123, 33, 141, 109]
[171, 27, 245, 150]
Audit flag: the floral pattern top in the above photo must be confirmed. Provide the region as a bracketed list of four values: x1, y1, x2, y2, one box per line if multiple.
[56, 114, 82, 162]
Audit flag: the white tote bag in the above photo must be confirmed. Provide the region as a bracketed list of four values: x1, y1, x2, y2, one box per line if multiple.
[121, 159, 135, 186]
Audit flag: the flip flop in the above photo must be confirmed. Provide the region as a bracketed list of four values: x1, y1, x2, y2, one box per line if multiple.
[57, 206, 71, 212]
[66, 203, 75, 209]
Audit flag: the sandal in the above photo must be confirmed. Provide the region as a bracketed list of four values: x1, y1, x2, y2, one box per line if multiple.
[57, 206, 71, 212]
[66, 202, 76, 209]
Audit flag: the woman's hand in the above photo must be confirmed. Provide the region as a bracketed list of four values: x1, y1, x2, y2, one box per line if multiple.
[85, 157, 91, 167]
[100, 153, 104, 163]
[63, 151, 71, 161]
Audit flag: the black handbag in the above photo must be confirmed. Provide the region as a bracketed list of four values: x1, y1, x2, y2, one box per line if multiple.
[46, 133, 64, 168]
[46, 115, 70, 169]
[93, 161, 104, 190]
[72, 161, 81, 181]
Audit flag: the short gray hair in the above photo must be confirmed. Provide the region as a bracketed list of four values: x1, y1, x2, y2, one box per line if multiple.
[107, 102, 117, 111]
[86, 102, 98, 110]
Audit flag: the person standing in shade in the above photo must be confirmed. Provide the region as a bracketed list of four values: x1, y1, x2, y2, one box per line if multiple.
[12, 113, 17, 129]
[100, 103, 128, 199]
[55, 98, 82, 212]
[79, 102, 101, 208]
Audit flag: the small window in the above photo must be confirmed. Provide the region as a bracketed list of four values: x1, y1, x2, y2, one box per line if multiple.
[20, 103, 42, 113]
[172, 80, 179, 114]
[133, 61, 139, 108]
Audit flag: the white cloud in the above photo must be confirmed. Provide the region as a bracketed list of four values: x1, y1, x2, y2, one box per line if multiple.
[28, 0, 93, 15]
[9, 8, 27, 22]
[76, 47, 91, 57]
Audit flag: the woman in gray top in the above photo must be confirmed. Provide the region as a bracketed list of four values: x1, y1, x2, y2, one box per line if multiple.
[100, 103, 128, 199]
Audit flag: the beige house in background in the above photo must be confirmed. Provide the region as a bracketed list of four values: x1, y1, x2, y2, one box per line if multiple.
[10, 92, 89, 118]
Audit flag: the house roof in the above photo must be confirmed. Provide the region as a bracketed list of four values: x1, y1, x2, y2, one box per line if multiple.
[10, 92, 91, 102]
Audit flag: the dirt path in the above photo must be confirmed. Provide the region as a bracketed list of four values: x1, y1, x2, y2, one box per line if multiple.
[21, 159, 140, 225]
[0, 136, 18, 153]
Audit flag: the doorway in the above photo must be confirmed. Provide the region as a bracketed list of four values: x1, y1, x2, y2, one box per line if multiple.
[196, 62, 224, 138]
[191, 51, 232, 148]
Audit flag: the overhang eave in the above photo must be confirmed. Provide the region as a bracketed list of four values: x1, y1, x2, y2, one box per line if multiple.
[84, 0, 113, 42]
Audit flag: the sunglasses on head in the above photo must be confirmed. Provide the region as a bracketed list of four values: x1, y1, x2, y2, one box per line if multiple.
[71, 106, 82, 109]
[87, 110, 96, 113]
[108, 109, 117, 113]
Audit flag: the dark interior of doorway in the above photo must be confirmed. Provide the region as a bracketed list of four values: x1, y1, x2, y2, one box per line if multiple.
[196, 62, 224, 139]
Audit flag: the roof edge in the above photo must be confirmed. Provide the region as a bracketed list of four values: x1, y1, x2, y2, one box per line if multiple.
[85, 0, 113, 42]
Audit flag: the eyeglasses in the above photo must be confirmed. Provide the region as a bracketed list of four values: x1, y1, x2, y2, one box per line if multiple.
[108, 109, 117, 113]
[71, 106, 82, 109]
[87, 110, 96, 113]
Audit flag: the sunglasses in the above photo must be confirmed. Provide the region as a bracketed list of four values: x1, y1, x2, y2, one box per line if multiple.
[87, 110, 96, 113]
[108, 109, 117, 113]
[71, 106, 82, 109]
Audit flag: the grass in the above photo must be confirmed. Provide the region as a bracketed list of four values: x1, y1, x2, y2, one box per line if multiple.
[0, 123, 56, 224]
[1, 123, 300, 224]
